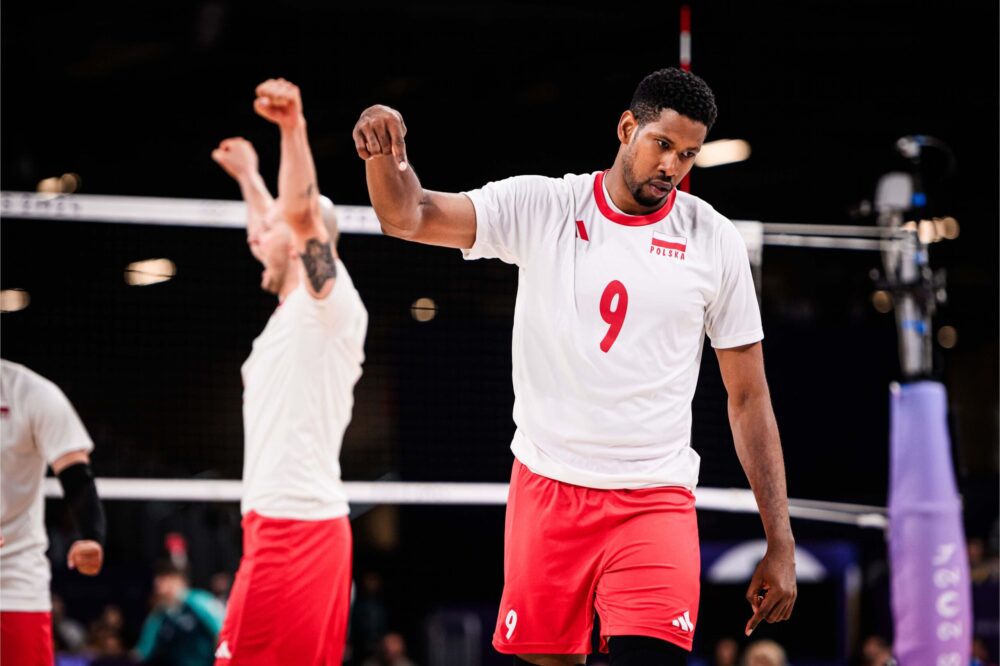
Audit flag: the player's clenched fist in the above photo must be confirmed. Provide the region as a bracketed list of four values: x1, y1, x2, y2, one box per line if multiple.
[67, 540, 104, 576]
[212, 137, 259, 181]
[353, 105, 408, 170]
[254, 78, 304, 130]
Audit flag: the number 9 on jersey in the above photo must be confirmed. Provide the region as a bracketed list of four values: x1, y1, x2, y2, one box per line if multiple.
[599, 280, 628, 352]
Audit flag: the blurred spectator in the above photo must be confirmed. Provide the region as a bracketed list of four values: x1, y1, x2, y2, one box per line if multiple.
[714, 637, 739, 666]
[972, 637, 998, 666]
[970, 535, 1000, 658]
[87, 603, 132, 663]
[164, 533, 189, 573]
[353, 571, 390, 657]
[52, 594, 87, 652]
[361, 632, 416, 666]
[98, 605, 125, 638]
[969, 537, 1000, 584]
[741, 639, 787, 666]
[860, 635, 896, 666]
[133, 561, 224, 665]
[90, 632, 136, 666]
[209, 572, 231, 605]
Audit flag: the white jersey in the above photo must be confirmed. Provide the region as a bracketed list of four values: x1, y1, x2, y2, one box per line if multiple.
[241, 259, 367, 520]
[1, 360, 94, 611]
[463, 171, 762, 490]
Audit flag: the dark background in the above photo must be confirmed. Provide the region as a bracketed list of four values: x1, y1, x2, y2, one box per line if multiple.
[1, 1, 997, 663]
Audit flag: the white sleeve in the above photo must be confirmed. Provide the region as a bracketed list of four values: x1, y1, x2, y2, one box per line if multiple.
[705, 220, 764, 349]
[27, 375, 94, 465]
[461, 175, 565, 266]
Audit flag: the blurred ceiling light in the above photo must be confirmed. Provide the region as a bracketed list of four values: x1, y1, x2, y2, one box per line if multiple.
[917, 219, 937, 244]
[36, 173, 81, 195]
[901, 218, 959, 244]
[0, 289, 30, 313]
[935, 216, 960, 240]
[937, 325, 958, 349]
[871, 290, 893, 314]
[694, 139, 751, 168]
[60, 173, 81, 194]
[411, 297, 437, 322]
[36, 177, 62, 194]
[125, 258, 176, 286]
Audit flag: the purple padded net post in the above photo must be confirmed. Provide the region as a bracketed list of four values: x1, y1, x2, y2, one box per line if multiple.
[888, 381, 971, 665]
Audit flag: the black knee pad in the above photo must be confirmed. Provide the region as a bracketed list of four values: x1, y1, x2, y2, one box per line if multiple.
[608, 635, 688, 666]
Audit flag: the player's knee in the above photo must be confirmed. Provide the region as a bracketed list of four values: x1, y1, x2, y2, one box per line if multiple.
[513, 655, 585, 666]
[608, 635, 688, 666]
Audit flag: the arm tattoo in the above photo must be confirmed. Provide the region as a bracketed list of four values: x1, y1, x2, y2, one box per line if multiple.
[300, 238, 337, 292]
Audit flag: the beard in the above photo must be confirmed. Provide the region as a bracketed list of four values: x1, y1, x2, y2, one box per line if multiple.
[622, 149, 672, 208]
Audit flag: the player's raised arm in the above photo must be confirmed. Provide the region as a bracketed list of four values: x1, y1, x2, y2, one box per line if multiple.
[353, 105, 476, 249]
[254, 78, 336, 299]
[211, 137, 273, 260]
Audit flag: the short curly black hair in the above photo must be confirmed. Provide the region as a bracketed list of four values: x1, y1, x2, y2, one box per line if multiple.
[630, 67, 717, 130]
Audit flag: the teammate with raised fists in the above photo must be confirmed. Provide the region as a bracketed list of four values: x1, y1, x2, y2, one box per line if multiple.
[211, 78, 368, 666]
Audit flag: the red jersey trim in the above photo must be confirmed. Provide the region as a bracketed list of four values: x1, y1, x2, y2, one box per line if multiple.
[594, 170, 676, 227]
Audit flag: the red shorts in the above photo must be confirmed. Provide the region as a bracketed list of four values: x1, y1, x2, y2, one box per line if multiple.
[493, 460, 700, 655]
[0, 611, 54, 666]
[215, 511, 352, 666]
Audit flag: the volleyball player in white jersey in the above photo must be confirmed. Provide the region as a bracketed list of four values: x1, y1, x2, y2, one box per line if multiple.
[1, 359, 106, 666]
[353, 68, 796, 666]
[210, 78, 368, 666]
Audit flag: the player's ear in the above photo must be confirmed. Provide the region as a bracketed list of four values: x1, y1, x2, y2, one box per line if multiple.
[618, 110, 638, 145]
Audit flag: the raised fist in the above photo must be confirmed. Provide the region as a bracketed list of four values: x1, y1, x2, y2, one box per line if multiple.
[254, 78, 304, 130]
[352, 104, 408, 170]
[211, 137, 259, 181]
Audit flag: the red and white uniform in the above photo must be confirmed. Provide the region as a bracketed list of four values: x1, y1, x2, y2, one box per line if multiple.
[240, 258, 366, 522]
[215, 259, 367, 666]
[1, 360, 95, 665]
[462, 171, 762, 652]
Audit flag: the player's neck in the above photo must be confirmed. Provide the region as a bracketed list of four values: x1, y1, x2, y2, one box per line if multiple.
[277, 269, 300, 302]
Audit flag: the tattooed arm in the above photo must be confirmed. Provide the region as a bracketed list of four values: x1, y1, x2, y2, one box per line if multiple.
[254, 78, 337, 299]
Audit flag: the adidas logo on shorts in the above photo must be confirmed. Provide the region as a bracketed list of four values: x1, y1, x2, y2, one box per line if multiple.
[671, 611, 694, 633]
[215, 640, 232, 659]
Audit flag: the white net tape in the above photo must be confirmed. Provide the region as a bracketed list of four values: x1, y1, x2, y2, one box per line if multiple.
[0, 191, 381, 235]
[0, 192, 764, 253]
[43, 478, 887, 529]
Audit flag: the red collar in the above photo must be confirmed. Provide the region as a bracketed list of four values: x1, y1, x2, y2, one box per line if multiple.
[594, 170, 676, 227]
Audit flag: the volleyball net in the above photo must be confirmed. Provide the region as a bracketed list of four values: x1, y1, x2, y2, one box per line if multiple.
[3, 190, 885, 530]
